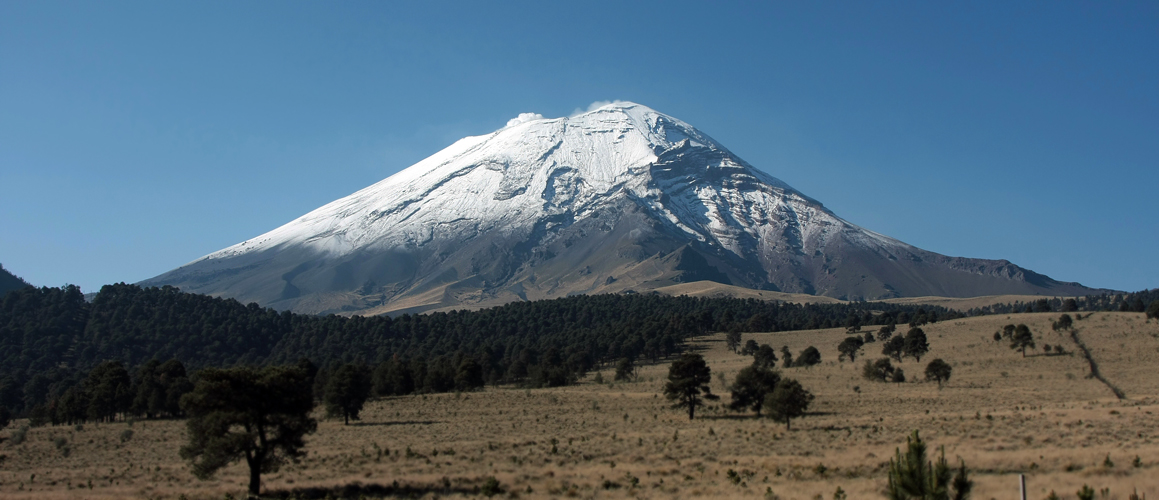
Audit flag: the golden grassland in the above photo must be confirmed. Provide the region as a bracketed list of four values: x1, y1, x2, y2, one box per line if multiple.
[1, 312, 1157, 499]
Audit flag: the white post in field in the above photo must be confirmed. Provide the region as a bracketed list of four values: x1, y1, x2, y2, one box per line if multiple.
[1020, 474, 1027, 500]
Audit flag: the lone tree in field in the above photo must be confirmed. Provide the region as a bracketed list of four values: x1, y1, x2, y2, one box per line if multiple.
[1010, 324, 1036, 357]
[863, 358, 896, 382]
[741, 339, 759, 355]
[726, 330, 743, 353]
[753, 344, 778, 370]
[924, 359, 953, 388]
[838, 336, 865, 362]
[1148, 300, 1159, 320]
[180, 365, 317, 497]
[780, 346, 793, 368]
[883, 336, 906, 363]
[886, 430, 973, 500]
[764, 378, 813, 430]
[728, 365, 781, 417]
[1002, 324, 1016, 340]
[614, 357, 637, 382]
[795, 346, 822, 367]
[325, 363, 372, 425]
[663, 353, 718, 420]
[1052, 314, 1074, 332]
[903, 327, 930, 362]
[878, 323, 897, 341]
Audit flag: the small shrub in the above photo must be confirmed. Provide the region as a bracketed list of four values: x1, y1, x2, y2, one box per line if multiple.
[1076, 485, 1095, 500]
[480, 476, 503, 497]
[10, 425, 28, 445]
[1103, 454, 1114, 468]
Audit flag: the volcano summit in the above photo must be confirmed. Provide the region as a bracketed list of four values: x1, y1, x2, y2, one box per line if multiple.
[144, 102, 1100, 314]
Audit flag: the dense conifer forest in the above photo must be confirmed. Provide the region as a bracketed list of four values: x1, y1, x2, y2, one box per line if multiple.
[0, 281, 1154, 423]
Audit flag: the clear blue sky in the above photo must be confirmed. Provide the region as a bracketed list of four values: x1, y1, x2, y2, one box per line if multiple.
[2, 1, 1156, 293]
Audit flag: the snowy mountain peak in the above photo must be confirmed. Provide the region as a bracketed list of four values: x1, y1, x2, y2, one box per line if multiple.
[145, 102, 1103, 315]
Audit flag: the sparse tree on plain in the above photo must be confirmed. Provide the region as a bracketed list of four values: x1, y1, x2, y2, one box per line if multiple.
[781, 346, 793, 368]
[180, 365, 317, 497]
[728, 365, 780, 417]
[863, 358, 896, 382]
[753, 344, 778, 370]
[1052, 314, 1073, 332]
[838, 336, 865, 362]
[904, 328, 930, 362]
[992, 331, 1002, 342]
[1146, 300, 1159, 320]
[924, 359, 952, 388]
[726, 330, 743, 354]
[614, 357, 637, 382]
[878, 323, 897, 342]
[864, 331, 876, 344]
[764, 378, 814, 430]
[1002, 324, 1016, 340]
[741, 339, 759, 355]
[325, 363, 372, 425]
[663, 353, 719, 420]
[883, 336, 906, 363]
[795, 346, 822, 367]
[1010, 324, 1036, 358]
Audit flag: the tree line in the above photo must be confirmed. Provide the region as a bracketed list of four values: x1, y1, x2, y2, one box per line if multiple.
[964, 290, 1159, 317]
[0, 283, 963, 417]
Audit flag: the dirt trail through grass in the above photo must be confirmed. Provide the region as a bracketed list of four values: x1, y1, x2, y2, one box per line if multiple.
[1069, 327, 1127, 400]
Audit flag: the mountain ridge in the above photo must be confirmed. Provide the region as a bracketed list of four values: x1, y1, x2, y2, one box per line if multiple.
[144, 102, 1107, 314]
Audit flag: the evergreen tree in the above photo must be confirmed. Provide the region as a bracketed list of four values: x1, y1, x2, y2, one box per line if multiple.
[726, 330, 743, 353]
[924, 359, 952, 388]
[1010, 324, 1036, 358]
[904, 328, 930, 362]
[780, 346, 793, 368]
[795, 346, 821, 367]
[86, 361, 132, 422]
[863, 358, 896, 382]
[455, 358, 485, 391]
[837, 336, 865, 362]
[325, 363, 372, 425]
[663, 353, 718, 420]
[883, 336, 905, 363]
[878, 323, 897, 341]
[740, 339, 759, 355]
[886, 430, 973, 500]
[614, 357, 637, 382]
[727, 366, 780, 417]
[752, 344, 778, 370]
[763, 378, 813, 430]
[1147, 300, 1159, 320]
[180, 365, 317, 497]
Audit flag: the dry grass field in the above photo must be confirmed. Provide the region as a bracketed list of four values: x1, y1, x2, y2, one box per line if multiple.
[1, 311, 1157, 499]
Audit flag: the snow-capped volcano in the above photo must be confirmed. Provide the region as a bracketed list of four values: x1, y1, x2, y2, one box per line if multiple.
[144, 102, 1101, 314]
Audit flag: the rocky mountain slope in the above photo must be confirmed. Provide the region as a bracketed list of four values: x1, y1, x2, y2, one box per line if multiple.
[143, 102, 1104, 314]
